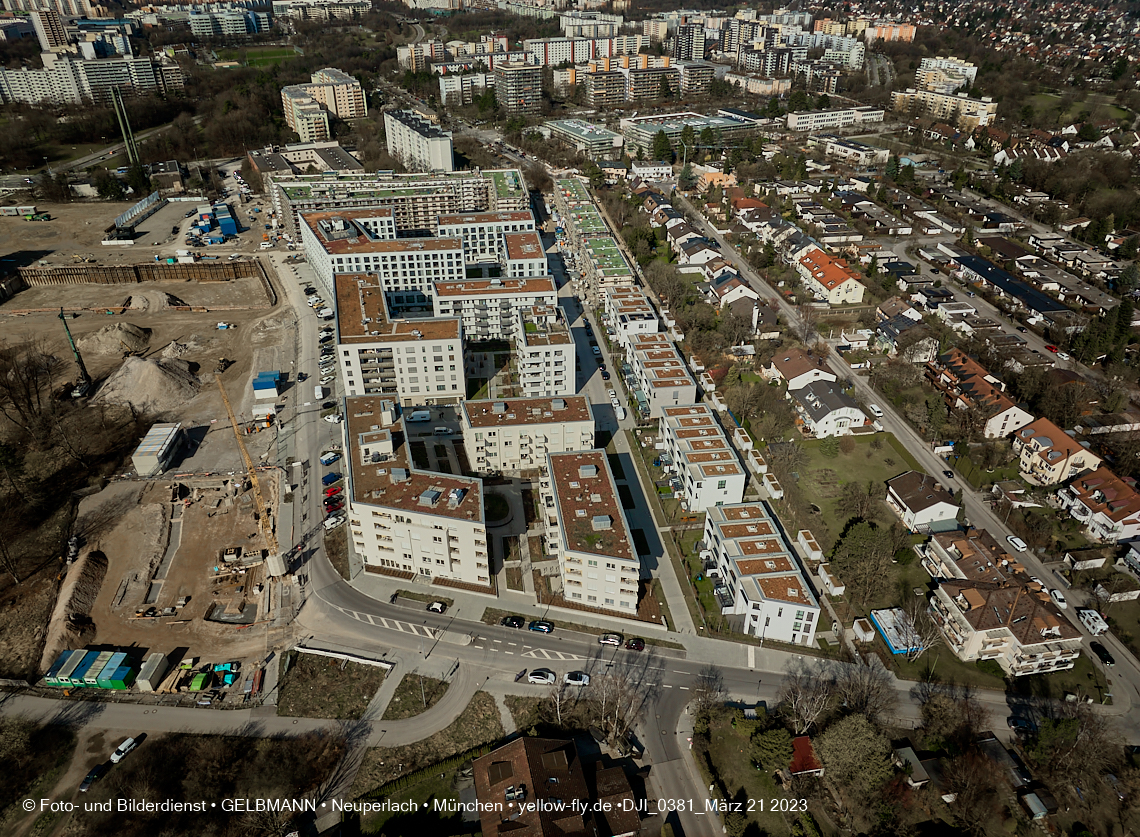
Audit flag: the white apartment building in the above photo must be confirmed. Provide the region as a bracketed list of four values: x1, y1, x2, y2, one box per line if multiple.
[333, 273, 464, 405]
[188, 10, 270, 38]
[541, 451, 641, 615]
[705, 502, 821, 646]
[603, 287, 659, 353]
[281, 68, 367, 140]
[784, 105, 884, 132]
[659, 405, 746, 511]
[522, 34, 650, 65]
[281, 89, 330, 142]
[516, 306, 576, 397]
[0, 52, 183, 105]
[435, 212, 539, 266]
[461, 396, 594, 474]
[383, 109, 454, 172]
[890, 88, 998, 130]
[915, 56, 978, 93]
[439, 72, 493, 106]
[271, 0, 370, 20]
[343, 395, 490, 586]
[627, 333, 698, 419]
[300, 209, 461, 308]
[432, 276, 558, 342]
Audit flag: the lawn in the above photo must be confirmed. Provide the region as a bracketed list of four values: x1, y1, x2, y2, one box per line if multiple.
[351, 691, 505, 795]
[505, 565, 524, 591]
[382, 673, 450, 721]
[796, 434, 924, 551]
[953, 451, 1021, 490]
[216, 46, 299, 67]
[1105, 599, 1140, 658]
[1026, 92, 1131, 125]
[359, 769, 479, 836]
[697, 714, 792, 837]
[324, 522, 350, 580]
[277, 652, 387, 719]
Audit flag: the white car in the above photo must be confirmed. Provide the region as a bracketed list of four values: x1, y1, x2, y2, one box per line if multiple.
[323, 414, 343, 424]
[1050, 589, 1068, 609]
[1028, 576, 1043, 588]
[320, 375, 334, 385]
[1057, 352, 1072, 362]
[528, 668, 556, 685]
[1007, 535, 1028, 552]
[868, 404, 884, 418]
[564, 671, 590, 687]
[110, 737, 138, 764]
[323, 515, 345, 531]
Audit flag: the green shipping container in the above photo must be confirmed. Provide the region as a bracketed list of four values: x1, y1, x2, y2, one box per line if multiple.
[84, 651, 116, 687]
[106, 665, 136, 691]
[44, 650, 77, 686]
[97, 652, 128, 688]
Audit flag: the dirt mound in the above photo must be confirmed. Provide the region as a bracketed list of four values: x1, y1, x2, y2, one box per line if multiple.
[160, 334, 203, 359]
[94, 356, 200, 415]
[122, 290, 189, 312]
[38, 549, 108, 675]
[76, 322, 151, 355]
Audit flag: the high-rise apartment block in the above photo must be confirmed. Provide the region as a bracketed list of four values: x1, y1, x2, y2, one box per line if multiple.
[31, 9, 68, 52]
[383, 109, 454, 172]
[281, 67, 367, 141]
[494, 61, 543, 115]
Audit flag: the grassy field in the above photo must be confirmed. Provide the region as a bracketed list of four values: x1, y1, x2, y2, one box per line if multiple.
[954, 451, 1021, 490]
[351, 691, 505, 797]
[1105, 600, 1140, 658]
[382, 674, 450, 721]
[216, 46, 299, 67]
[277, 652, 386, 719]
[360, 769, 480, 835]
[1026, 92, 1130, 125]
[795, 434, 924, 551]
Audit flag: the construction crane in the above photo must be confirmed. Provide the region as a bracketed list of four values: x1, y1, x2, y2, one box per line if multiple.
[215, 376, 285, 577]
[59, 308, 92, 398]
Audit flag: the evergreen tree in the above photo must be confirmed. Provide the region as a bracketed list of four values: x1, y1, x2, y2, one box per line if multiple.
[679, 162, 695, 190]
[699, 126, 715, 149]
[815, 93, 831, 109]
[1118, 261, 1139, 293]
[651, 130, 672, 162]
[765, 96, 783, 118]
[868, 254, 878, 277]
[680, 124, 696, 152]
[885, 154, 900, 180]
[659, 75, 672, 99]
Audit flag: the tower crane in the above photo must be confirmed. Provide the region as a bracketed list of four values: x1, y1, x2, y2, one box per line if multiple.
[215, 376, 285, 577]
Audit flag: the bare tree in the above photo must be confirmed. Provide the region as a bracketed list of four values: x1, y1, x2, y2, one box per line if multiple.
[0, 341, 62, 448]
[792, 304, 821, 344]
[833, 660, 897, 723]
[943, 752, 1002, 837]
[725, 382, 764, 423]
[691, 664, 726, 732]
[778, 659, 833, 735]
[548, 679, 570, 726]
[586, 654, 660, 743]
[900, 595, 943, 663]
[836, 480, 884, 522]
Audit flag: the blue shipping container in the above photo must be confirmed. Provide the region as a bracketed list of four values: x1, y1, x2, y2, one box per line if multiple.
[67, 651, 101, 685]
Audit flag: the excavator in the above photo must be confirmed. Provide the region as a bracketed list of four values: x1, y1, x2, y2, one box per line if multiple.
[59, 308, 93, 398]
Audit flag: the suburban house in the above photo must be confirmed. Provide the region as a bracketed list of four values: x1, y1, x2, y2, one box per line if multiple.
[666, 223, 703, 253]
[929, 579, 1081, 677]
[597, 159, 630, 182]
[877, 317, 939, 363]
[707, 273, 760, 308]
[632, 160, 674, 180]
[797, 248, 866, 306]
[679, 238, 721, 266]
[1012, 417, 1102, 486]
[767, 347, 836, 391]
[701, 257, 737, 284]
[1056, 466, 1140, 543]
[877, 296, 923, 323]
[789, 380, 867, 438]
[925, 349, 1034, 439]
[886, 471, 960, 533]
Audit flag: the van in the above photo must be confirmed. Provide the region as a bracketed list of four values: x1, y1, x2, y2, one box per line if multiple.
[407, 410, 432, 423]
[616, 406, 627, 421]
[314, 385, 325, 400]
[433, 426, 450, 436]
[259, 242, 273, 250]
[319, 452, 340, 466]
[318, 308, 334, 320]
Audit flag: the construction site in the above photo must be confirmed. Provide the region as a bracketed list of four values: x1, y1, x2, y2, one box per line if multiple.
[0, 238, 299, 693]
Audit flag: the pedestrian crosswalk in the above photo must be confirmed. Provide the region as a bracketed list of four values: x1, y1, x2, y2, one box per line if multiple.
[336, 607, 437, 638]
[523, 648, 584, 661]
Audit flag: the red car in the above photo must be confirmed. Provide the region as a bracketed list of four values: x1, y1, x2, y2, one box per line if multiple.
[325, 500, 344, 513]
[1045, 344, 1059, 353]
[324, 486, 342, 498]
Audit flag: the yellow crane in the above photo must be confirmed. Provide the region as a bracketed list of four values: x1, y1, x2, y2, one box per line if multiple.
[215, 376, 283, 576]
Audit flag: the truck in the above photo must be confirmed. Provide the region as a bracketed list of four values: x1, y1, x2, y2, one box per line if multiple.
[314, 385, 326, 400]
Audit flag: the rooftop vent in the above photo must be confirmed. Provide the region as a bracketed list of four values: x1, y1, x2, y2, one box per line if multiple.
[592, 515, 612, 531]
[493, 402, 508, 414]
[551, 398, 566, 410]
[390, 468, 409, 484]
[418, 488, 442, 507]
[448, 487, 466, 508]
[579, 464, 598, 478]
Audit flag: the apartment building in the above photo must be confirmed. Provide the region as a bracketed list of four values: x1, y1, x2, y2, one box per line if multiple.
[582, 69, 625, 108]
[281, 89, 330, 142]
[627, 333, 697, 419]
[924, 535, 1081, 675]
[343, 396, 489, 585]
[541, 451, 641, 615]
[188, 9, 270, 38]
[333, 273, 464, 404]
[433, 276, 557, 341]
[271, 0, 370, 20]
[438, 72, 492, 106]
[522, 34, 650, 65]
[674, 59, 714, 96]
[797, 248, 865, 305]
[281, 68, 366, 141]
[603, 287, 659, 352]
[494, 61, 543, 115]
[724, 73, 791, 97]
[915, 56, 978, 93]
[462, 396, 594, 474]
[396, 40, 448, 70]
[435, 212, 538, 266]
[863, 21, 916, 42]
[31, 9, 67, 51]
[659, 405, 746, 511]
[383, 109, 454, 173]
[1057, 466, 1140, 544]
[924, 348, 1034, 439]
[0, 52, 183, 105]
[673, 24, 706, 60]
[272, 169, 528, 240]
[890, 88, 998, 130]
[544, 119, 624, 159]
[8, 0, 93, 16]
[784, 105, 885, 132]
[516, 306, 576, 397]
[704, 502, 821, 646]
[620, 111, 760, 153]
[1013, 418, 1102, 486]
[561, 11, 623, 37]
[814, 135, 888, 166]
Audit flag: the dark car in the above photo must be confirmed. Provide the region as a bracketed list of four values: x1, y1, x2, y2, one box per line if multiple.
[942, 470, 954, 480]
[80, 764, 107, 792]
[528, 619, 554, 633]
[324, 500, 344, 513]
[1016, 326, 1028, 333]
[625, 637, 645, 651]
[601, 370, 611, 380]
[1091, 641, 1116, 667]
[1007, 716, 1037, 734]
[171, 225, 180, 235]
[501, 615, 525, 629]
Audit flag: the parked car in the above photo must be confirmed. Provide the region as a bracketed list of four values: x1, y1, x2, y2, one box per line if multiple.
[942, 470, 954, 480]
[323, 414, 343, 424]
[868, 404, 884, 418]
[528, 620, 554, 633]
[1057, 352, 1072, 361]
[1016, 326, 1028, 333]
[1007, 716, 1037, 734]
[601, 370, 611, 381]
[110, 737, 139, 764]
[427, 601, 448, 614]
[599, 633, 623, 646]
[1091, 641, 1116, 667]
[501, 615, 525, 629]
[1045, 345, 1059, 353]
[324, 500, 344, 513]
[528, 668, 556, 685]
[564, 671, 590, 686]
[592, 346, 601, 355]
[1007, 535, 1028, 552]
[625, 637, 645, 651]
[80, 764, 107, 792]
[324, 486, 342, 498]
[1050, 588, 1068, 609]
